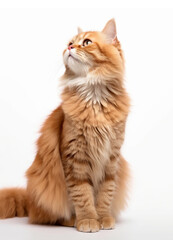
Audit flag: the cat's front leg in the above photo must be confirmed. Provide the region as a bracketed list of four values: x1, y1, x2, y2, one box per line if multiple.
[96, 179, 116, 230]
[96, 156, 117, 230]
[66, 172, 100, 232]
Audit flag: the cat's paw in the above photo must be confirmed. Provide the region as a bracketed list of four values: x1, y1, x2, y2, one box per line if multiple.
[100, 216, 115, 230]
[76, 218, 100, 233]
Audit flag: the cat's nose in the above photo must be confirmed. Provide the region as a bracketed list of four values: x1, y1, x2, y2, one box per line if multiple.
[68, 45, 74, 50]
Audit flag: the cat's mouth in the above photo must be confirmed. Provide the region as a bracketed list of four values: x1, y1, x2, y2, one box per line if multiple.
[68, 52, 80, 62]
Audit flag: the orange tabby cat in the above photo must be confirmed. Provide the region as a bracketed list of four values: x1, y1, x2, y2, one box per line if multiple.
[0, 19, 130, 232]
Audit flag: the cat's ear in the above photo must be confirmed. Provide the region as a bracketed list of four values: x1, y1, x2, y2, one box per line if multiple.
[77, 27, 83, 34]
[102, 18, 117, 44]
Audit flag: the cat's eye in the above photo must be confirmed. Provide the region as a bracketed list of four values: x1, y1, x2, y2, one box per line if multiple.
[83, 39, 92, 47]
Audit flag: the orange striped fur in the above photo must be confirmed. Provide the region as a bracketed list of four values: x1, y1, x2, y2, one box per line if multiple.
[0, 19, 130, 232]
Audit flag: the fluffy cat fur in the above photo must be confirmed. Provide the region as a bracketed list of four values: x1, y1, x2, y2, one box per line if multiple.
[0, 19, 130, 232]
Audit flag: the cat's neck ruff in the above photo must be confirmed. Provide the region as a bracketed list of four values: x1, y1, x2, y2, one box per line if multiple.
[61, 74, 119, 105]
[61, 73, 130, 126]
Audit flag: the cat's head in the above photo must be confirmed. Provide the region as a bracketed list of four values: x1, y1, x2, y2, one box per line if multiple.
[63, 19, 124, 79]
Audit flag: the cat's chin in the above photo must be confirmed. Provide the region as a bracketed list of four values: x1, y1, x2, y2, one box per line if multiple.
[63, 50, 90, 77]
[63, 49, 80, 66]
[66, 61, 89, 77]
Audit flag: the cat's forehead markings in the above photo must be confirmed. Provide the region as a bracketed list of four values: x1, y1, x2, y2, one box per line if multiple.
[75, 32, 88, 45]
[72, 32, 93, 45]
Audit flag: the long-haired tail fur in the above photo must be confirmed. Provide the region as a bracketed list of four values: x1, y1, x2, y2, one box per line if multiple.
[0, 188, 29, 219]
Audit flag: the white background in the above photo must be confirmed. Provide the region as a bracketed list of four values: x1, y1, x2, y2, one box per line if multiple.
[0, 5, 173, 240]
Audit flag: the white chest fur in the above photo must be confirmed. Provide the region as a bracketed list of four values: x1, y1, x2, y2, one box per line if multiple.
[62, 76, 110, 105]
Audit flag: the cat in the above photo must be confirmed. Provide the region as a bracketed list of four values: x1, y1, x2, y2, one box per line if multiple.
[0, 19, 130, 233]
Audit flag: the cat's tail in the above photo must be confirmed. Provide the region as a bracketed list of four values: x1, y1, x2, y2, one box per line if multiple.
[0, 188, 29, 219]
